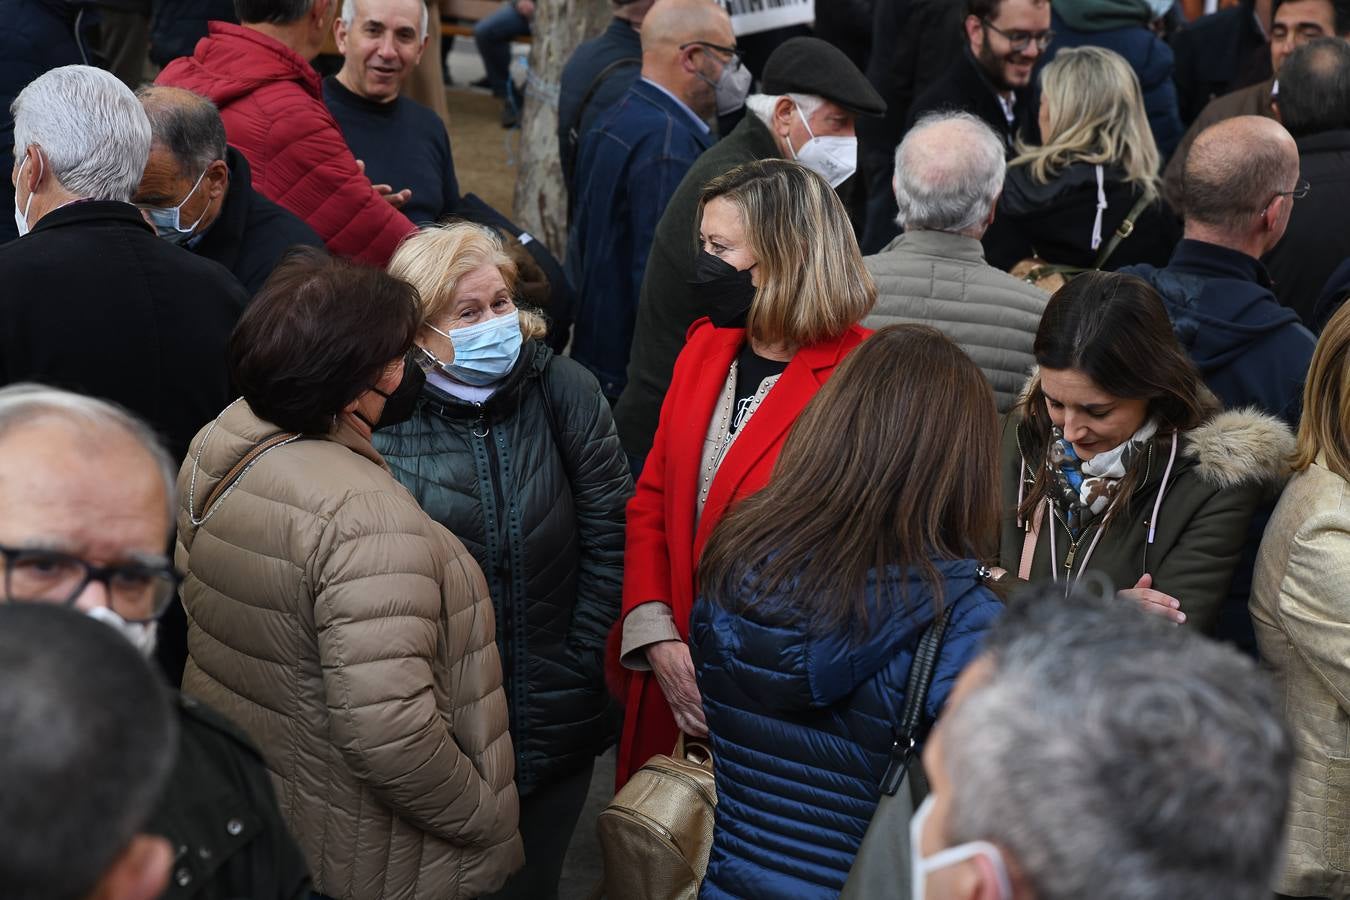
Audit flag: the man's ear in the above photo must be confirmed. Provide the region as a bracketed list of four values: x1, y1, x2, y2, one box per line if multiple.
[205, 158, 230, 202]
[964, 14, 984, 53]
[333, 10, 349, 53]
[1271, 98, 1282, 123]
[773, 95, 796, 136]
[86, 834, 172, 900]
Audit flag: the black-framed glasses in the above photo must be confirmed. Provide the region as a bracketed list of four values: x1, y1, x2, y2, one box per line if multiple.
[981, 19, 1055, 52]
[680, 40, 743, 71]
[1262, 180, 1311, 216]
[0, 544, 180, 623]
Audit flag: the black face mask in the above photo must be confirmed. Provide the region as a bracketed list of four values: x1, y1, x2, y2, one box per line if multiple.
[358, 352, 425, 431]
[689, 250, 757, 328]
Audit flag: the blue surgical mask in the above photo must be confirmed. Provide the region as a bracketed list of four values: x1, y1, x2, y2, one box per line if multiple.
[142, 166, 209, 244]
[427, 314, 523, 386]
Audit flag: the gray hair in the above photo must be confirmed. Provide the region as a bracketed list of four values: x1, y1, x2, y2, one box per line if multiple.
[0, 385, 177, 535]
[11, 65, 152, 203]
[135, 85, 228, 176]
[0, 604, 177, 900]
[1278, 37, 1350, 138]
[894, 111, 1005, 235]
[340, 0, 429, 41]
[939, 584, 1293, 900]
[744, 92, 824, 130]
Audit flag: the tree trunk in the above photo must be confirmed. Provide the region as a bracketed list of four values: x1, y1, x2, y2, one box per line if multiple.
[512, 0, 612, 256]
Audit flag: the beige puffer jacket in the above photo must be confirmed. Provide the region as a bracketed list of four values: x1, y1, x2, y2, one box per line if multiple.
[175, 400, 523, 900]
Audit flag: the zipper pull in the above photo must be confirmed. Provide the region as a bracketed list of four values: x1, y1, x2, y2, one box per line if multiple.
[1064, 543, 1077, 570]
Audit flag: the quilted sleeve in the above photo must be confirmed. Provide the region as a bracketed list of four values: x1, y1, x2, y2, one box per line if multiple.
[550, 361, 634, 667]
[310, 489, 517, 848]
[261, 95, 417, 266]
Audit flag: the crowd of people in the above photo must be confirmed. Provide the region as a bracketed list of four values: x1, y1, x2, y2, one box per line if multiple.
[4, 0, 1350, 898]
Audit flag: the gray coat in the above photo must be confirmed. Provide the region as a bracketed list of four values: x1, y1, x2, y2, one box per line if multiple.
[863, 230, 1049, 412]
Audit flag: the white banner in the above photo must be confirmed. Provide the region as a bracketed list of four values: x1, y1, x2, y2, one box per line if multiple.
[721, 0, 814, 35]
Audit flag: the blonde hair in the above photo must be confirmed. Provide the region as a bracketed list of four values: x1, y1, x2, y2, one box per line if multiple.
[1012, 47, 1160, 200]
[388, 222, 548, 340]
[697, 159, 875, 347]
[1294, 302, 1350, 478]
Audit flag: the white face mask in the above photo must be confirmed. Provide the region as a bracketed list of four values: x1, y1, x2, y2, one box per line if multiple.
[790, 106, 857, 189]
[86, 604, 159, 659]
[910, 794, 1013, 900]
[13, 154, 39, 237]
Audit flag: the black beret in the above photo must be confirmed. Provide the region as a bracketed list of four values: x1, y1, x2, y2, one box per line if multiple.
[760, 37, 887, 117]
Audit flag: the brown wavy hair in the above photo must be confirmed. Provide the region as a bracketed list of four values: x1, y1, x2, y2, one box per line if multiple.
[698, 325, 1000, 637]
[1016, 272, 1217, 524]
[1294, 300, 1350, 478]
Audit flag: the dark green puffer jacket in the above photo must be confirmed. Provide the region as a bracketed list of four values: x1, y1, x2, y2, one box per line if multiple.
[374, 341, 633, 794]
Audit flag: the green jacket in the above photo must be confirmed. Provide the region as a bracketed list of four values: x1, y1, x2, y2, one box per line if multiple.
[1000, 406, 1294, 635]
[612, 112, 781, 460]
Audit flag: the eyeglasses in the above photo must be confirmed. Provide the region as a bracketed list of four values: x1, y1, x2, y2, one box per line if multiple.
[981, 19, 1055, 53]
[0, 544, 180, 623]
[1261, 179, 1311, 216]
[680, 40, 743, 71]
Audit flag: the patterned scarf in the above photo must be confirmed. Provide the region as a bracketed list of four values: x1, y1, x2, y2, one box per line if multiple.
[1048, 420, 1157, 538]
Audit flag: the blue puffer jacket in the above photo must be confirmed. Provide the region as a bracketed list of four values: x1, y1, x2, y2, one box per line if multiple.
[689, 560, 1003, 899]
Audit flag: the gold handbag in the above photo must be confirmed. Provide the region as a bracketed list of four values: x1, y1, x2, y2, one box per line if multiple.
[596, 735, 717, 900]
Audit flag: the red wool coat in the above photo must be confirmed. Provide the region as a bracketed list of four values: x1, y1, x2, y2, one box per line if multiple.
[611, 319, 870, 787]
[157, 23, 416, 267]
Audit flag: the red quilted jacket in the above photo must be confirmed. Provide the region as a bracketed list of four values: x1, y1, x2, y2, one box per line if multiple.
[157, 23, 416, 266]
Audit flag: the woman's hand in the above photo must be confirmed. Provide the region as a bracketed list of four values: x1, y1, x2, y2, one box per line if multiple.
[646, 639, 708, 737]
[1118, 573, 1186, 624]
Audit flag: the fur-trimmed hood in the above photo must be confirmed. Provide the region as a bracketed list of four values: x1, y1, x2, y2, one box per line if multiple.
[1012, 369, 1297, 492]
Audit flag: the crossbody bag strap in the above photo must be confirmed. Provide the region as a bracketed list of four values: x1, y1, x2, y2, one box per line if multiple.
[1092, 190, 1154, 271]
[1018, 501, 1046, 582]
[201, 431, 301, 514]
[879, 606, 954, 796]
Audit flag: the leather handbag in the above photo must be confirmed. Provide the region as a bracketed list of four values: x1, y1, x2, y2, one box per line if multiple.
[840, 606, 954, 900]
[596, 734, 718, 900]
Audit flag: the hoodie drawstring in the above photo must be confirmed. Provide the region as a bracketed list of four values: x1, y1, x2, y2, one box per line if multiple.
[1090, 164, 1107, 251]
[1148, 431, 1180, 545]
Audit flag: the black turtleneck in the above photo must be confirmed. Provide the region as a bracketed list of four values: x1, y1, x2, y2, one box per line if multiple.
[322, 75, 461, 227]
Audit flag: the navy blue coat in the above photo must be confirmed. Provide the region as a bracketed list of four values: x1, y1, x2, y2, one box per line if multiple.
[1122, 239, 1316, 427]
[566, 79, 714, 398]
[689, 561, 1002, 899]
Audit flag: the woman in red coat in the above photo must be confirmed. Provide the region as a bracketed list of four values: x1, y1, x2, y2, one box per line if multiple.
[613, 159, 876, 786]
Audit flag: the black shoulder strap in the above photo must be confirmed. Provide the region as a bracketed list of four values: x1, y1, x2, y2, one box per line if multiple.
[536, 355, 577, 495]
[879, 606, 954, 796]
[571, 56, 641, 142]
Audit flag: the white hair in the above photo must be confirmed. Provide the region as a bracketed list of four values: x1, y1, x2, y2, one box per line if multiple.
[744, 92, 824, 129]
[893, 111, 1006, 236]
[341, 0, 429, 40]
[0, 385, 177, 534]
[11, 65, 152, 203]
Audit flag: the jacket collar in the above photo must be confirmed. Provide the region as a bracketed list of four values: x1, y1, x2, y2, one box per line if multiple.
[417, 340, 549, 421]
[631, 78, 714, 140]
[729, 110, 783, 160]
[880, 229, 987, 262]
[205, 21, 323, 99]
[693, 324, 867, 549]
[29, 199, 154, 236]
[1166, 238, 1271, 289]
[193, 147, 250, 267]
[604, 15, 641, 45]
[330, 417, 390, 471]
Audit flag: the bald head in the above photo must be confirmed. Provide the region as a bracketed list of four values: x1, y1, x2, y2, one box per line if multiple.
[135, 85, 227, 173]
[640, 0, 732, 54]
[1182, 116, 1299, 232]
[894, 112, 1006, 237]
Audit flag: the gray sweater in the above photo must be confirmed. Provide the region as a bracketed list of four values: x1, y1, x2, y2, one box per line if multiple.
[863, 230, 1049, 412]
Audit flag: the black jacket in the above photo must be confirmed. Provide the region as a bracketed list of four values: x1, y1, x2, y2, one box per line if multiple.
[906, 47, 1034, 154]
[373, 343, 633, 794]
[147, 694, 311, 899]
[0, 0, 95, 243]
[1169, 2, 1271, 125]
[1263, 130, 1350, 328]
[0, 201, 247, 462]
[614, 113, 781, 461]
[982, 162, 1180, 272]
[195, 148, 323, 296]
[149, 0, 235, 67]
